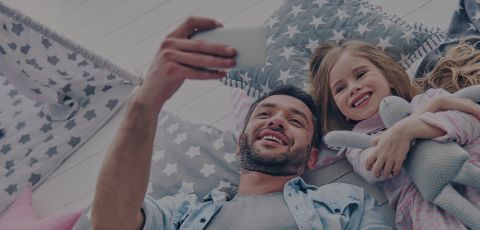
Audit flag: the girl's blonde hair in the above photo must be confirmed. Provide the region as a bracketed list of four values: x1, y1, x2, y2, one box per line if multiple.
[308, 40, 418, 134]
[416, 40, 480, 93]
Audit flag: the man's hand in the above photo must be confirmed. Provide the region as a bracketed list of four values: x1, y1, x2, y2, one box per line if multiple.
[92, 17, 236, 230]
[134, 16, 237, 115]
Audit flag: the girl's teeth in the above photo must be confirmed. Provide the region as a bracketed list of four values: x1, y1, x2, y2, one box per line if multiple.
[354, 94, 370, 107]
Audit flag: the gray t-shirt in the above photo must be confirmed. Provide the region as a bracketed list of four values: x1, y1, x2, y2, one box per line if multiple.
[205, 192, 299, 230]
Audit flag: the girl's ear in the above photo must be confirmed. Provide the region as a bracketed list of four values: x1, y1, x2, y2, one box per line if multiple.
[307, 147, 319, 170]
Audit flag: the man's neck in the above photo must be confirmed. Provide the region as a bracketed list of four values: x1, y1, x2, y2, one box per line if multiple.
[237, 171, 297, 195]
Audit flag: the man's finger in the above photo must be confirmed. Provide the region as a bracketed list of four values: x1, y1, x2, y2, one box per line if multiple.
[162, 49, 235, 69]
[161, 38, 236, 59]
[170, 62, 228, 80]
[168, 16, 222, 39]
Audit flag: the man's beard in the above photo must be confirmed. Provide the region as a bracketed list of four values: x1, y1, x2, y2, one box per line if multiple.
[238, 134, 312, 176]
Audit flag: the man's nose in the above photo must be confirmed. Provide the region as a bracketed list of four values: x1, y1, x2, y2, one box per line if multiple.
[267, 115, 285, 130]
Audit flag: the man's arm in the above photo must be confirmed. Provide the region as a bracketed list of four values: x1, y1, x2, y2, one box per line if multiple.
[91, 17, 236, 230]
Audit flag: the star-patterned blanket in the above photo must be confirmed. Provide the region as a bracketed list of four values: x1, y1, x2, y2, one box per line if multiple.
[0, 2, 138, 215]
[223, 0, 446, 98]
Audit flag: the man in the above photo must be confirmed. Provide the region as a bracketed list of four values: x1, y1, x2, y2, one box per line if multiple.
[91, 16, 391, 229]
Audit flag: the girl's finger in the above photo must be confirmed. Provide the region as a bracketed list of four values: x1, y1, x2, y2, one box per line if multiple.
[383, 160, 394, 179]
[372, 158, 385, 178]
[365, 155, 376, 170]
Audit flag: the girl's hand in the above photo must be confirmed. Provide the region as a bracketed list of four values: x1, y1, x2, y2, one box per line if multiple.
[365, 118, 414, 178]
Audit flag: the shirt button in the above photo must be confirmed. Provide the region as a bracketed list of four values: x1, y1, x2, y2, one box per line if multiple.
[334, 208, 341, 213]
[200, 218, 206, 223]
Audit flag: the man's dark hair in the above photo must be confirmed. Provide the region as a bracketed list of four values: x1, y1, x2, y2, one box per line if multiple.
[242, 85, 321, 147]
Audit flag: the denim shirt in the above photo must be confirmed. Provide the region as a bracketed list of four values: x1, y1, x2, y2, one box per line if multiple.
[142, 177, 392, 230]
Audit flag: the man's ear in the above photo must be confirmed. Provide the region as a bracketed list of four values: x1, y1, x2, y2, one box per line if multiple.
[307, 147, 319, 170]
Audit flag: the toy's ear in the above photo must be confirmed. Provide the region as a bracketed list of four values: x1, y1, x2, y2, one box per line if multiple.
[453, 85, 480, 102]
[324, 131, 373, 150]
[379, 96, 413, 128]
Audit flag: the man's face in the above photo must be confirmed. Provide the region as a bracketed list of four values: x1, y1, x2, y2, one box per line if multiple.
[239, 95, 316, 176]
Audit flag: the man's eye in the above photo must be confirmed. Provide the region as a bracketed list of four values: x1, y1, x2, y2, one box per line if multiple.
[290, 119, 304, 127]
[257, 112, 269, 118]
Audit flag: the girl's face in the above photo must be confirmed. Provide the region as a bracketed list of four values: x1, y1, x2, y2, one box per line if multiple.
[328, 52, 392, 121]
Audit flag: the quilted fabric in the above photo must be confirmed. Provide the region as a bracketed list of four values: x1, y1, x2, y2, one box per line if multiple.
[0, 2, 137, 214]
[223, 0, 446, 97]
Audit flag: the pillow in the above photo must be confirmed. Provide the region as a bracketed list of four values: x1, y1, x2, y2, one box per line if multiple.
[223, 0, 446, 97]
[0, 184, 83, 230]
[73, 110, 240, 229]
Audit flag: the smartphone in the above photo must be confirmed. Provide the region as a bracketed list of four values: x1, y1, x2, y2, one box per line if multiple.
[192, 27, 266, 69]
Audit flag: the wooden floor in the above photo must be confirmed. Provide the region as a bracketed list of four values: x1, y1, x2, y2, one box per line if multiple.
[2, 0, 457, 225]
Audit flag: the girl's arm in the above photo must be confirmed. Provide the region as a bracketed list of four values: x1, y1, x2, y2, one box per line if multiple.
[345, 147, 390, 183]
[366, 89, 480, 178]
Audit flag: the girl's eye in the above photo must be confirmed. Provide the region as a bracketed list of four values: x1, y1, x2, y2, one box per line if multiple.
[334, 85, 345, 94]
[356, 71, 366, 79]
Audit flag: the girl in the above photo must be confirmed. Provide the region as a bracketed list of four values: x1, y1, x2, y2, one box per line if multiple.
[309, 40, 480, 229]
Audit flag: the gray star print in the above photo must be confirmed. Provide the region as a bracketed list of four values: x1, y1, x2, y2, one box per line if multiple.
[5, 184, 17, 195]
[29, 158, 38, 167]
[8, 42, 17, 51]
[5, 160, 14, 170]
[45, 146, 58, 157]
[106, 99, 118, 110]
[41, 37, 52, 49]
[8, 42, 16, 50]
[64, 119, 76, 130]
[1, 144, 12, 155]
[107, 74, 116, 80]
[31, 88, 41, 94]
[15, 121, 26, 130]
[102, 85, 112, 92]
[18, 134, 30, 144]
[78, 60, 88, 67]
[67, 52, 77, 60]
[84, 110, 96, 121]
[29, 173, 41, 185]
[57, 70, 69, 76]
[0, 45, 6, 55]
[8, 89, 18, 97]
[47, 55, 59, 65]
[13, 111, 22, 117]
[68, 136, 81, 148]
[20, 44, 30, 54]
[26, 58, 42, 70]
[11, 23, 24, 36]
[84, 84, 95, 96]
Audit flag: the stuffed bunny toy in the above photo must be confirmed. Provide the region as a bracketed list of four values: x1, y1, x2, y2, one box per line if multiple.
[324, 85, 480, 229]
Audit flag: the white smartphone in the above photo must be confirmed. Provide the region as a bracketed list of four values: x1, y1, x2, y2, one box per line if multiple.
[192, 27, 266, 69]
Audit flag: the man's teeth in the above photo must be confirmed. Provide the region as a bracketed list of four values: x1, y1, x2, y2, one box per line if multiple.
[354, 94, 370, 107]
[262, 135, 283, 144]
